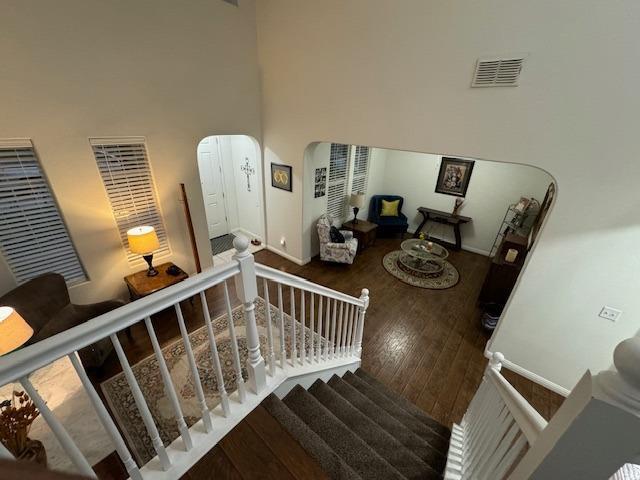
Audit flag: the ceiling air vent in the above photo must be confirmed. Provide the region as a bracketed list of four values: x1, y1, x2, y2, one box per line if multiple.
[222, 0, 239, 5]
[471, 56, 525, 87]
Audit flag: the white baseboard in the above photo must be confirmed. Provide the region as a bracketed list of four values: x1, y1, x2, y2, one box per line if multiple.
[484, 348, 571, 397]
[231, 227, 262, 242]
[265, 245, 310, 266]
[407, 229, 491, 257]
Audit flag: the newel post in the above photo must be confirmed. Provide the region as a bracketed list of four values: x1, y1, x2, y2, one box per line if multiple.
[232, 236, 267, 394]
[510, 337, 640, 480]
[355, 288, 369, 357]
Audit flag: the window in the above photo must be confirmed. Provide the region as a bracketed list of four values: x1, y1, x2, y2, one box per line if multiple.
[91, 138, 170, 264]
[0, 140, 86, 285]
[351, 146, 370, 194]
[326, 143, 370, 221]
[327, 143, 349, 219]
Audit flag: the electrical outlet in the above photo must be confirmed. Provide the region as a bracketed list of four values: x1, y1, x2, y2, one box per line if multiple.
[599, 306, 622, 322]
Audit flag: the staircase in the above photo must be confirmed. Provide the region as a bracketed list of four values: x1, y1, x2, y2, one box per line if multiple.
[212, 368, 451, 480]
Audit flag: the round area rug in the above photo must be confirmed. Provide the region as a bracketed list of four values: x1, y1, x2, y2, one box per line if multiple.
[383, 250, 459, 289]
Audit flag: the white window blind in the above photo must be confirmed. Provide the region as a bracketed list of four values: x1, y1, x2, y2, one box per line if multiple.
[327, 143, 349, 220]
[351, 146, 370, 194]
[91, 139, 170, 264]
[0, 140, 86, 285]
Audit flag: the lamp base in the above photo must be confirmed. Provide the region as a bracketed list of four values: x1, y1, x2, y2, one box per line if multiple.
[352, 207, 360, 225]
[143, 254, 159, 276]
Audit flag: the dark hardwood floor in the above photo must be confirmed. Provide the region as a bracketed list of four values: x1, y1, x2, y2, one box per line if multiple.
[91, 238, 564, 478]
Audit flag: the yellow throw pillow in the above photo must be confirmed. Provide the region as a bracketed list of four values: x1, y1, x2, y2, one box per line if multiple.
[380, 199, 400, 217]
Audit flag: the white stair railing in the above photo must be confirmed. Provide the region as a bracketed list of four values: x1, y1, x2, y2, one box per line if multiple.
[445, 352, 546, 480]
[0, 236, 368, 478]
[255, 263, 369, 368]
[448, 338, 640, 480]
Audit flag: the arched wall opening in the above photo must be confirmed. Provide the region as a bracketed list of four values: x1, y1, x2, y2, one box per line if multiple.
[302, 141, 556, 331]
[196, 135, 266, 264]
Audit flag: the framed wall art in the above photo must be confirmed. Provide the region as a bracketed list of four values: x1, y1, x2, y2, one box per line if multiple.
[314, 167, 327, 198]
[271, 163, 292, 192]
[435, 157, 475, 197]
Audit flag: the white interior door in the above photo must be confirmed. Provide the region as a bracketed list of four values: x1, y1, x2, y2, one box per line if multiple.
[197, 138, 229, 239]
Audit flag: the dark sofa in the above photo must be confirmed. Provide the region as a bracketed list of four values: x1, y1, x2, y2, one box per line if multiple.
[0, 273, 125, 368]
[368, 195, 409, 237]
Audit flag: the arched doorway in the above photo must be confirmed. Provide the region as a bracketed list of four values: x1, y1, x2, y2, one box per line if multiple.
[197, 135, 265, 263]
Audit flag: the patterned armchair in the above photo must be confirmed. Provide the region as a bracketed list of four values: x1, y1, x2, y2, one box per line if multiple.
[317, 214, 358, 264]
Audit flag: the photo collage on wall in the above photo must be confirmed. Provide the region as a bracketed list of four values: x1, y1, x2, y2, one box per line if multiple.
[314, 167, 327, 198]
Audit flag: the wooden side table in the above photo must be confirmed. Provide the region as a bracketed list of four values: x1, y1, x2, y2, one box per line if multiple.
[124, 262, 189, 300]
[123, 262, 189, 338]
[341, 220, 378, 252]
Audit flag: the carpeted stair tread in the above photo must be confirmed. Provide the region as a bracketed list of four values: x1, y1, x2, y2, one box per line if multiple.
[261, 393, 360, 480]
[308, 379, 440, 480]
[284, 385, 405, 480]
[327, 375, 447, 473]
[342, 371, 450, 455]
[355, 368, 451, 439]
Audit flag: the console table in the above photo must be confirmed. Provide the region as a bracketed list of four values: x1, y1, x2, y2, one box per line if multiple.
[413, 207, 472, 250]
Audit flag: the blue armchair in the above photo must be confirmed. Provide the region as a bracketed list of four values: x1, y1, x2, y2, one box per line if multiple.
[368, 195, 409, 237]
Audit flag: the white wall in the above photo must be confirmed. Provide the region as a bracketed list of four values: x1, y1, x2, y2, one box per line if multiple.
[257, 0, 640, 393]
[0, 0, 261, 303]
[380, 150, 552, 254]
[229, 135, 264, 241]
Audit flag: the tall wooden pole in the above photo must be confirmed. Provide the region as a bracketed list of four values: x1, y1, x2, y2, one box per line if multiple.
[180, 183, 201, 273]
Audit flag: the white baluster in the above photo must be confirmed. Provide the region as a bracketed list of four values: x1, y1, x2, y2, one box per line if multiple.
[316, 295, 323, 362]
[290, 286, 297, 366]
[68, 353, 142, 480]
[340, 303, 351, 357]
[309, 293, 315, 364]
[232, 235, 266, 394]
[277, 283, 286, 370]
[336, 301, 344, 357]
[223, 281, 247, 403]
[477, 421, 520, 480]
[199, 291, 231, 416]
[262, 278, 276, 376]
[143, 316, 193, 448]
[355, 288, 369, 357]
[324, 297, 335, 362]
[0, 440, 13, 460]
[328, 298, 335, 360]
[345, 303, 355, 356]
[350, 304, 359, 356]
[20, 376, 97, 477]
[492, 432, 526, 479]
[110, 334, 170, 470]
[175, 303, 213, 433]
[300, 289, 306, 365]
[330, 299, 338, 359]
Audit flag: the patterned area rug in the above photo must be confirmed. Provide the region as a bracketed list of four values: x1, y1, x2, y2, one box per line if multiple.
[383, 250, 459, 289]
[101, 297, 319, 465]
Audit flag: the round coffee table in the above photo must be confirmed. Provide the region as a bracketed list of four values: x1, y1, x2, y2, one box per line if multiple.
[398, 239, 449, 276]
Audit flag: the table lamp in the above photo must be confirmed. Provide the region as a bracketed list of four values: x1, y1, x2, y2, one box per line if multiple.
[0, 307, 33, 355]
[349, 193, 366, 224]
[127, 226, 160, 276]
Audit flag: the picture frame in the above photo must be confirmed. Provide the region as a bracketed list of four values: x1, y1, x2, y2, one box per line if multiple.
[271, 163, 292, 192]
[435, 157, 475, 197]
[314, 167, 327, 198]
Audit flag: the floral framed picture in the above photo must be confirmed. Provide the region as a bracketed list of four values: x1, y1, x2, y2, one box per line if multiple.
[271, 163, 292, 192]
[435, 157, 475, 197]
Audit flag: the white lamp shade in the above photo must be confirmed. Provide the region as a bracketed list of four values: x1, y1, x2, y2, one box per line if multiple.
[0, 307, 33, 355]
[350, 193, 366, 208]
[127, 226, 160, 254]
